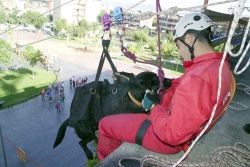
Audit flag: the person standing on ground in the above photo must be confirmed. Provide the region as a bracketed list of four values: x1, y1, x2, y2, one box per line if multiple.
[70, 78, 72, 87]
[59, 65, 62, 74]
[61, 81, 64, 92]
[48, 83, 52, 92]
[60, 92, 65, 106]
[40, 88, 45, 100]
[55, 101, 61, 113]
[84, 75, 88, 84]
[73, 76, 75, 88]
[96, 12, 233, 161]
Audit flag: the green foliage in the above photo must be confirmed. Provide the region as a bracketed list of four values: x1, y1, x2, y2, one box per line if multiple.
[85, 156, 100, 167]
[48, 14, 53, 22]
[85, 140, 100, 167]
[66, 24, 75, 38]
[97, 10, 107, 21]
[55, 18, 68, 34]
[132, 30, 148, 43]
[161, 41, 177, 60]
[128, 43, 140, 54]
[152, 19, 157, 27]
[7, 6, 20, 24]
[166, 31, 174, 43]
[0, 40, 13, 69]
[22, 10, 47, 29]
[0, 5, 7, 23]
[76, 19, 89, 38]
[23, 46, 42, 67]
[91, 21, 99, 33]
[148, 38, 157, 53]
[214, 43, 224, 52]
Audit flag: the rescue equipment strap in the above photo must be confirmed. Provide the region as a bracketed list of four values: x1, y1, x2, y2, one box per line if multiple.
[128, 91, 142, 107]
[135, 118, 151, 146]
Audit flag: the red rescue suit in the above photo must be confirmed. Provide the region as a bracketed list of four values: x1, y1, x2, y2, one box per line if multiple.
[97, 53, 232, 161]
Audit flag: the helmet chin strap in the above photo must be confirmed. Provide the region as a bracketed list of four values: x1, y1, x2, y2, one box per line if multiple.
[179, 31, 201, 60]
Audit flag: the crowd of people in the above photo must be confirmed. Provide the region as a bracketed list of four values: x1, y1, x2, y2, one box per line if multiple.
[40, 75, 88, 114]
[70, 75, 88, 87]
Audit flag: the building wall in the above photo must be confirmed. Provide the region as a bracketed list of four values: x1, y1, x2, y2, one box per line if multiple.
[53, 0, 100, 26]
[53, 0, 74, 25]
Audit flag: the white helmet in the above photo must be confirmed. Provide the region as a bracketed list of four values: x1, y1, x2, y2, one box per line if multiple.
[173, 12, 214, 41]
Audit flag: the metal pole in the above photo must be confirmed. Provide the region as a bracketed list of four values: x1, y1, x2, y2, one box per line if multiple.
[203, 0, 209, 10]
[0, 124, 8, 167]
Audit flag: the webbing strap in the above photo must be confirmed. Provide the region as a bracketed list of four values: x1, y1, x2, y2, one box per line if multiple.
[135, 119, 151, 146]
[94, 40, 118, 87]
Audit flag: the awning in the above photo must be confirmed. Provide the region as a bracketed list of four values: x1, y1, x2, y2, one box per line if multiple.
[204, 9, 248, 25]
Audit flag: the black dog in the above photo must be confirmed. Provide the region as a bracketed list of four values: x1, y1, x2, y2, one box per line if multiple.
[53, 71, 171, 160]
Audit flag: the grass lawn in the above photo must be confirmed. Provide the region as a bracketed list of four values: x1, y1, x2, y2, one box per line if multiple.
[0, 68, 56, 110]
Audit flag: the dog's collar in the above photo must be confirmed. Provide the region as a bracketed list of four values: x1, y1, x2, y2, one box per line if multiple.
[128, 91, 142, 107]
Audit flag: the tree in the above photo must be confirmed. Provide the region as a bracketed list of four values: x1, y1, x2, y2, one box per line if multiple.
[66, 24, 75, 44]
[152, 19, 157, 27]
[48, 14, 53, 22]
[0, 40, 13, 71]
[166, 31, 174, 43]
[148, 38, 157, 60]
[55, 18, 68, 37]
[91, 21, 99, 44]
[23, 46, 42, 80]
[161, 41, 177, 61]
[6, 25, 16, 44]
[7, 6, 20, 24]
[0, 5, 7, 24]
[132, 30, 148, 43]
[22, 10, 47, 30]
[76, 19, 89, 41]
[97, 10, 107, 22]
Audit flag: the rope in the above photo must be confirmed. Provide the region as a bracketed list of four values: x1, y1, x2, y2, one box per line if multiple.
[2, 135, 42, 167]
[123, 0, 147, 13]
[218, 0, 250, 75]
[0, 0, 76, 36]
[119, 0, 165, 90]
[129, 0, 238, 20]
[118, 142, 250, 167]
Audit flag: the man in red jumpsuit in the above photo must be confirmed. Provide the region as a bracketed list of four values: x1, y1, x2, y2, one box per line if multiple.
[97, 12, 233, 161]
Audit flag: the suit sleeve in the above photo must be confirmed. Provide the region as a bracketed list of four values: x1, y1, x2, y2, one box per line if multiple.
[150, 75, 212, 146]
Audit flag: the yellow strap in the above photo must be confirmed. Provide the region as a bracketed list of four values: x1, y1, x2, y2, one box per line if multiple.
[128, 91, 142, 107]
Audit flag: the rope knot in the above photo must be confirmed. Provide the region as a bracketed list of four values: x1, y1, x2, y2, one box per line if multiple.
[121, 47, 136, 63]
[158, 68, 165, 90]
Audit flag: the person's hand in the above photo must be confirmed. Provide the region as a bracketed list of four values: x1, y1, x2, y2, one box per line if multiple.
[142, 89, 160, 112]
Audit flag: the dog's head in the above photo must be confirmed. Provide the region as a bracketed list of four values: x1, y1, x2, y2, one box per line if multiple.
[129, 71, 159, 101]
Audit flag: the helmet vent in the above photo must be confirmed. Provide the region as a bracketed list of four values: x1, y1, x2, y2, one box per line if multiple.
[193, 15, 201, 21]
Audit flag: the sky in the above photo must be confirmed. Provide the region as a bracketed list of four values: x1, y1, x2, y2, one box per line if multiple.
[102, 0, 250, 16]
